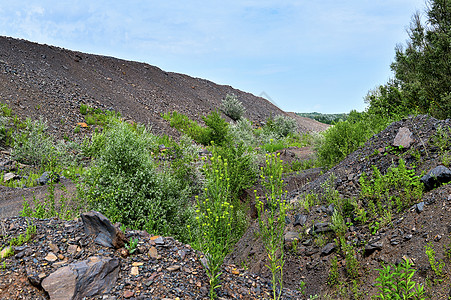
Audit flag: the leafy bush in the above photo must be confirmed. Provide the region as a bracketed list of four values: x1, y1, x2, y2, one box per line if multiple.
[202, 110, 230, 145]
[12, 118, 81, 168]
[265, 115, 298, 138]
[212, 142, 257, 203]
[229, 118, 255, 147]
[315, 111, 394, 168]
[83, 120, 193, 242]
[221, 94, 245, 121]
[192, 154, 235, 299]
[375, 260, 424, 299]
[163, 110, 230, 146]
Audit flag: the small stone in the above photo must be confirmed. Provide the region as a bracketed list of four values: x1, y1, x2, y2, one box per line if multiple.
[152, 236, 165, 245]
[123, 290, 134, 298]
[49, 243, 59, 253]
[231, 268, 240, 275]
[67, 244, 78, 255]
[45, 252, 58, 262]
[416, 202, 425, 213]
[148, 247, 159, 259]
[132, 262, 143, 267]
[131, 266, 139, 276]
[167, 265, 180, 272]
[321, 243, 336, 256]
[293, 214, 307, 226]
[284, 231, 299, 243]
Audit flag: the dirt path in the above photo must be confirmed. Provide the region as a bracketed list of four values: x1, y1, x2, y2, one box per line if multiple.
[0, 179, 78, 218]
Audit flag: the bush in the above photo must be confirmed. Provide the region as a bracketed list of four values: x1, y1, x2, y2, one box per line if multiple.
[12, 118, 80, 167]
[83, 120, 193, 242]
[315, 111, 394, 168]
[229, 118, 255, 147]
[221, 94, 245, 121]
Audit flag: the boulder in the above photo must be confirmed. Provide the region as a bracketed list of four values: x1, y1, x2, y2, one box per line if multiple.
[81, 211, 126, 249]
[393, 127, 414, 148]
[41, 256, 120, 300]
[420, 165, 451, 191]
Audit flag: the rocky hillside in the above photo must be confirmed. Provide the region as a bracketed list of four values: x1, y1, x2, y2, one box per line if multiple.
[0, 36, 324, 141]
[228, 115, 451, 298]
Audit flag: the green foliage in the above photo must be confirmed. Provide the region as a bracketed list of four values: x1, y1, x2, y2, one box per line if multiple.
[328, 256, 340, 286]
[296, 112, 348, 124]
[11, 118, 82, 168]
[265, 115, 298, 138]
[229, 118, 256, 147]
[339, 237, 360, 279]
[83, 120, 193, 242]
[202, 110, 230, 146]
[359, 158, 423, 214]
[79, 104, 88, 115]
[256, 153, 287, 300]
[163, 110, 230, 146]
[192, 154, 235, 299]
[375, 260, 425, 299]
[366, 0, 451, 119]
[315, 111, 394, 168]
[431, 125, 451, 153]
[20, 183, 84, 220]
[424, 243, 445, 279]
[125, 238, 139, 255]
[212, 142, 257, 204]
[221, 94, 245, 121]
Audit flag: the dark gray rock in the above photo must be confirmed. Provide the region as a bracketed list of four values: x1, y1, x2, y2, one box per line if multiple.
[285, 216, 292, 225]
[284, 231, 300, 244]
[321, 243, 336, 256]
[393, 127, 414, 148]
[364, 241, 383, 255]
[326, 204, 334, 216]
[81, 211, 125, 249]
[312, 222, 332, 234]
[293, 214, 307, 227]
[416, 202, 425, 213]
[36, 171, 60, 185]
[41, 256, 120, 300]
[421, 165, 451, 191]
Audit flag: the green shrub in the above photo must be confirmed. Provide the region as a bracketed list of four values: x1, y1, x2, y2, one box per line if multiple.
[264, 115, 298, 138]
[375, 260, 424, 299]
[202, 110, 230, 146]
[256, 153, 287, 300]
[315, 111, 394, 168]
[229, 118, 255, 147]
[221, 94, 245, 121]
[192, 154, 235, 299]
[11, 118, 81, 168]
[83, 120, 193, 242]
[212, 142, 257, 203]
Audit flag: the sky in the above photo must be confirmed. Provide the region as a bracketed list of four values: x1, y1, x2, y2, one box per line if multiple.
[0, 1, 427, 113]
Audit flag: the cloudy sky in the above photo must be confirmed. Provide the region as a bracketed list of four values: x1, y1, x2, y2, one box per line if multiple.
[0, 1, 426, 113]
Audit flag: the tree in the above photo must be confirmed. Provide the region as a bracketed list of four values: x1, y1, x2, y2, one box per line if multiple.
[367, 0, 451, 119]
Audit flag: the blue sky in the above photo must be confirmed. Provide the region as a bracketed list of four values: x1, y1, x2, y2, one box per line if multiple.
[0, 1, 426, 113]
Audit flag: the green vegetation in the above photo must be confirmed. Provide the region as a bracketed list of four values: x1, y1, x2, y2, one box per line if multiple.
[315, 110, 395, 168]
[192, 154, 236, 299]
[221, 94, 245, 121]
[256, 153, 287, 300]
[375, 260, 425, 299]
[82, 119, 194, 241]
[424, 243, 445, 280]
[359, 158, 423, 215]
[125, 238, 139, 255]
[365, 0, 451, 119]
[296, 112, 348, 124]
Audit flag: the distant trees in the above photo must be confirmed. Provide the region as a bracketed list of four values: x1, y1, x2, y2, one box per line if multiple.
[366, 0, 451, 119]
